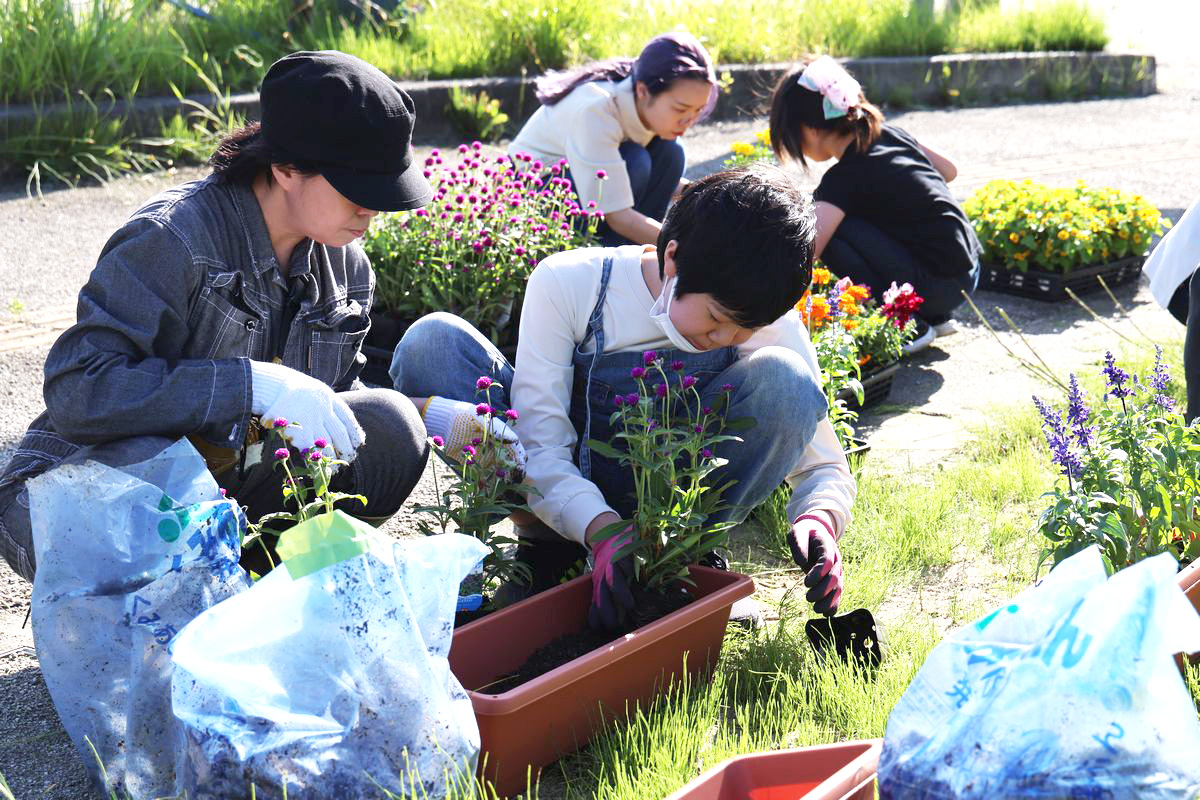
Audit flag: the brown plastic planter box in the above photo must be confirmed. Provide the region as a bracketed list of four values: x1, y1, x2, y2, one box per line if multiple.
[665, 739, 883, 800]
[448, 565, 755, 797]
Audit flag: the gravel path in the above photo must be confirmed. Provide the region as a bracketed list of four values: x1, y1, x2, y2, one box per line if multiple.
[1, 7, 1199, 795]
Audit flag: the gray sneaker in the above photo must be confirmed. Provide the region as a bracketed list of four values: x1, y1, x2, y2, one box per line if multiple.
[902, 321, 935, 355]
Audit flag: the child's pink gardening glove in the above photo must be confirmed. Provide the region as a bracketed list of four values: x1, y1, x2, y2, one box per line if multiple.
[788, 514, 844, 616]
[589, 529, 636, 631]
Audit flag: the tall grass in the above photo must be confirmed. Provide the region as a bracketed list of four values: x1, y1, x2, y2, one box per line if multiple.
[3, 0, 1108, 106]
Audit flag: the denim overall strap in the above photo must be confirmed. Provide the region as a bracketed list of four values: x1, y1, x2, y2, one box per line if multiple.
[577, 253, 615, 479]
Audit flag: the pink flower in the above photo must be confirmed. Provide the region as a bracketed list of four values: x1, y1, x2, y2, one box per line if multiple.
[272, 418, 289, 428]
[219, 487, 228, 497]
[670, 359, 685, 371]
[505, 409, 519, 421]
[462, 444, 477, 457]
[432, 435, 445, 447]
[476, 376, 494, 390]
[722, 383, 735, 393]
[596, 169, 608, 179]
[313, 438, 327, 449]
[476, 403, 492, 416]
[702, 448, 714, 459]
[274, 447, 289, 460]
[654, 383, 668, 398]
[309, 451, 323, 462]
[471, 437, 483, 446]
[630, 366, 646, 379]
[643, 350, 658, 365]
[681, 375, 698, 389]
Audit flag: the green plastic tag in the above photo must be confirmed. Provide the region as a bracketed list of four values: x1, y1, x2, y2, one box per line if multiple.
[276, 510, 382, 580]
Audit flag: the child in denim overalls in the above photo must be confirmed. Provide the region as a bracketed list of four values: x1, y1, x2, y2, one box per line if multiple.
[392, 165, 856, 627]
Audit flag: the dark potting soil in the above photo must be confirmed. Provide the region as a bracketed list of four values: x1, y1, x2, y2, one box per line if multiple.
[480, 586, 692, 694]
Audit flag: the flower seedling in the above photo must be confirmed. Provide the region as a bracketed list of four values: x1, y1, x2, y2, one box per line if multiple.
[241, 419, 367, 570]
[585, 352, 746, 593]
[1034, 349, 1200, 574]
[415, 378, 536, 595]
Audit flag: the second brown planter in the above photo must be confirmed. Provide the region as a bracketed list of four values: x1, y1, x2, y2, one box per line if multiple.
[448, 565, 755, 797]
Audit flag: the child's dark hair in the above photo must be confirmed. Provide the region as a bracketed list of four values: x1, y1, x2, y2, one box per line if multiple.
[208, 122, 321, 185]
[768, 61, 883, 168]
[658, 164, 815, 329]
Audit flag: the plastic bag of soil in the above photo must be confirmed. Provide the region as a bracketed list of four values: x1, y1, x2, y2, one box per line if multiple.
[171, 510, 489, 799]
[878, 545, 1200, 799]
[28, 438, 250, 798]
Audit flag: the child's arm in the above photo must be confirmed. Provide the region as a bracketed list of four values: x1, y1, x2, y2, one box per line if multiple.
[918, 142, 958, 182]
[511, 258, 620, 546]
[812, 200, 847, 260]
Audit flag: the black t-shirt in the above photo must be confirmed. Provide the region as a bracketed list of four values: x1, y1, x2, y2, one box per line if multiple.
[814, 124, 981, 278]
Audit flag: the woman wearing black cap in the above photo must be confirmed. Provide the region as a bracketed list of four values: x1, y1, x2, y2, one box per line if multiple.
[0, 50, 519, 580]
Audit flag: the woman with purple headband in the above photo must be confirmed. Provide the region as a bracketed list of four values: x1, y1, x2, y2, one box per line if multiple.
[508, 32, 717, 246]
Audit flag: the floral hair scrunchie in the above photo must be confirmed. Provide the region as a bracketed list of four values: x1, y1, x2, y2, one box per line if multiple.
[796, 55, 862, 120]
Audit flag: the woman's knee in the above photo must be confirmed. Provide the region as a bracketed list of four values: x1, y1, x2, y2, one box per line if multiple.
[389, 312, 474, 392]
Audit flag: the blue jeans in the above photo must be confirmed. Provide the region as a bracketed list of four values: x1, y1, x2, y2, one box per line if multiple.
[389, 311, 827, 531]
[568, 138, 686, 247]
[822, 216, 979, 325]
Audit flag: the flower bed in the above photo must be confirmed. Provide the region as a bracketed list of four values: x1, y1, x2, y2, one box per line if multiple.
[361, 142, 599, 351]
[964, 179, 1169, 300]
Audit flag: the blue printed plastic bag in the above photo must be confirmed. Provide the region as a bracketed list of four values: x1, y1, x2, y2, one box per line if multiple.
[28, 438, 250, 798]
[879, 545, 1200, 799]
[171, 512, 489, 799]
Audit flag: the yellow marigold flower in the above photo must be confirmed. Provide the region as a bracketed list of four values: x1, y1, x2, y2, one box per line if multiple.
[1009, 232, 1019, 243]
[755, 128, 771, 145]
[843, 319, 859, 330]
[811, 267, 832, 286]
[731, 141, 755, 156]
[840, 297, 861, 317]
[1057, 230, 1070, 240]
[1118, 230, 1128, 239]
[1014, 252, 1027, 261]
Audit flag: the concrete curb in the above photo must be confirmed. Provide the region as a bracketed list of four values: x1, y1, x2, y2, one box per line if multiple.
[0, 51, 1155, 147]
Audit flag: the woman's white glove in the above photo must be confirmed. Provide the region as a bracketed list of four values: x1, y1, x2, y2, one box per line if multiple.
[422, 396, 526, 474]
[250, 360, 365, 460]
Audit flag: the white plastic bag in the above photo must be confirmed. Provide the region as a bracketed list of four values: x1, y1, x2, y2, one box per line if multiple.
[171, 511, 489, 799]
[879, 545, 1200, 799]
[28, 438, 249, 798]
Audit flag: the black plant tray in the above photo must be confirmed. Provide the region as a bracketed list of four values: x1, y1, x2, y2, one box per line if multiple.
[977, 255, 1144, 302]
[836, 361, 899, 412]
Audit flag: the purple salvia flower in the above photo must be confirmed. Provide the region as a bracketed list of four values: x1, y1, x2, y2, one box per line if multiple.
[1102, 351, 1132, 399]
[1064, 374, 1095, 449]
[1033, 396, 1081, 481]
[1148, 346, 1175, 411]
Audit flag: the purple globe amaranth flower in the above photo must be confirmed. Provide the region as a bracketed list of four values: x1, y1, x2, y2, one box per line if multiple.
[654, 383, 668, 398]
[670, 359, 685, 371]
[462, 444, 477, 457]
[596, 169, 608, 179]
[1064, 374, 1095, 449]
[615, 395, 626, 407]
[1102, 351, 1133, 400]
[432, 435, 445, 447]
[646, 419, 659, 431]
[624, 393, 640, 406]
[219, 487, 228, 497]
[694, 425, 704, 433]
[721, 383, 735, 393]
[475, 403, 492, 416]
[505, 408, 519, 421]
[495, 468, 508, 479]
[272, 418, 289, 428]
[274, 447, 290, 461]
[643, 350, 658, 365]
[702, 448, 714, 459]
[630, 366, 646, 379]
[471, 437, 483, 446]
[681, 375, 698, 389]
[313, 437, 328, 449]
[476, 376, 494, 390]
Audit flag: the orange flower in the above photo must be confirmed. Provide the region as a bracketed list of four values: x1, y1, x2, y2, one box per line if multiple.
[846, 284, 870, 301]
[839, 296, 861, 317]
[858, 354, 872, 366]
[843, 319, 859, 330]
[800, 295, 831, 328]
[811, 267, 832, 286]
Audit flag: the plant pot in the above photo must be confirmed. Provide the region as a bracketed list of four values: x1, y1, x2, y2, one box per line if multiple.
[448, 565, 755, 797]
[664, 739, 884, 800]
[843, 436, 870, 474]
[836, 361, 899, 412]
[977, 255, 1144, 302]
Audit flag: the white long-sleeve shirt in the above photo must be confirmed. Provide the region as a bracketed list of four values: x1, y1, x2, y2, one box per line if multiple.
[511, 244, 857, 545]
[507, 77, 654, 215]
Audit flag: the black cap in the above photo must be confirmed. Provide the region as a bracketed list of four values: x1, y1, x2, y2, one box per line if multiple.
[260, 50, 432, 212]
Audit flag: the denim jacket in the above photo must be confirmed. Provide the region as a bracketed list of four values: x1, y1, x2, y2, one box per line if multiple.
[0, 174, 374, 491]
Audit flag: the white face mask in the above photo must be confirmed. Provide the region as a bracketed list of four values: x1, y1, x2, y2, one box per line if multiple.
[648, 275, 704, 354]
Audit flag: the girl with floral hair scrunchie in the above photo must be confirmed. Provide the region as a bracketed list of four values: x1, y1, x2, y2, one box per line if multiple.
[768, 56, 982, 351]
